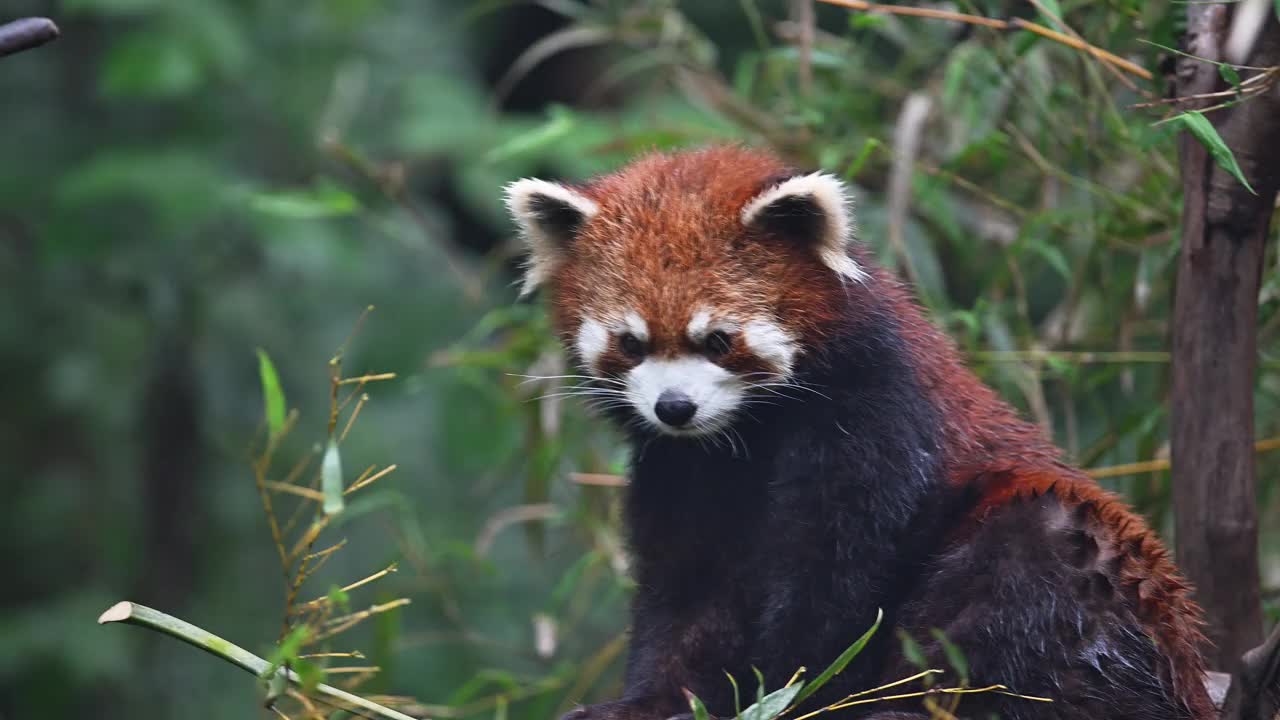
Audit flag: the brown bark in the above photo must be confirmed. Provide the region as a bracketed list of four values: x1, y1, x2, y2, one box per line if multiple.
[1172, 6, 1280, 674]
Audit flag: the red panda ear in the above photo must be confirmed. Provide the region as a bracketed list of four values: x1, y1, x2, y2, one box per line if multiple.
[505, 179, 599, 294]
[740, 172, 867, 283]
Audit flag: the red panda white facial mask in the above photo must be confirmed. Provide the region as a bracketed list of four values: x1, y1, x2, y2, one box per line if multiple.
[570, 308, 791, 435]
[505, 154, 857, 437]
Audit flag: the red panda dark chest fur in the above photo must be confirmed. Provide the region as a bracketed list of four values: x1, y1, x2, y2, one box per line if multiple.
[506, 146, 1212, 720]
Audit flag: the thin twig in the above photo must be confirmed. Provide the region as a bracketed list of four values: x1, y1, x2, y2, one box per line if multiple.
[569, 472, 627, 487]
[344, 464, 397, 496]
[316, 599, 412, 642]
[339, 393, 370, 444]
[267, 481, 327, 502]
[816, 0, 1152, 80]
[97, 602, 417, 720]
[339, 373, 397, 385]
[300, 563, 399, 609]
[1087, 436, 1280, 479]
[1010, 18, 1153, 80]
[817, 0, 1007, 28]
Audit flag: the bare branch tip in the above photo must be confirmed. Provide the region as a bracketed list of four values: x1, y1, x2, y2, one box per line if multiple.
[98, 601, 134, 624]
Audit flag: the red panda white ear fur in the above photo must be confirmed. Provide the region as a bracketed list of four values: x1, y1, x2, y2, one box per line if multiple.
[740, 172, 867, 283]
[505, 178, 599, 295]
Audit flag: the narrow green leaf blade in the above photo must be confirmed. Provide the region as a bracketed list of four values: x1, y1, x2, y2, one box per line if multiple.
[725, 672, 743, 720]
[256, 348, 286, 438]
[684, 689, 712, 720]
[1037, 0, 1062, 23]
[792, 608, 883, 705]
[1175, 111, 1256, 194]
[930, 628, 969, 683]
[898, 629, 927, 670]
[321, 439, 345, 515]
[740, 684, 804, 720]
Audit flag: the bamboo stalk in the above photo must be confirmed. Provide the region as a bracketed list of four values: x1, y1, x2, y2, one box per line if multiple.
[98, 601, 417, 720]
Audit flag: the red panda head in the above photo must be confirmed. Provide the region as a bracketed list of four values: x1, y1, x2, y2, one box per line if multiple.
[506, 146, 868, 437]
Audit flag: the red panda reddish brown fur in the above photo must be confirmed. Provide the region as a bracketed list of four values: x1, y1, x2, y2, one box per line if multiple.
[508, 145, 1213, 720]
[882, 271, 1212, 717]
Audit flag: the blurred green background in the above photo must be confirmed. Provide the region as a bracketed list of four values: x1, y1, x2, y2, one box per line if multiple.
[1, 1, 1278, 718]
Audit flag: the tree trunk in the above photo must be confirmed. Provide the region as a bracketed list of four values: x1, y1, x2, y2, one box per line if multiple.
[1172, 5, 1280, 674]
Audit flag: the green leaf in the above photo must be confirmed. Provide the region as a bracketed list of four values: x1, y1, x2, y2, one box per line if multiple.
[725, 672, 743, 719]
[1219, 64, 1241, 88]
[484, 105, 577, 164]
[1029, 240, 1072, 281]
[101, 33, 204, 98]
[842, 137, 883, 180]
[685, 690, 712, 720]
[850, 13, 887, 30]
[1170, 111, 1255, 194]
[740, 684, 804, 720]
[1036, 0, 1062, 23]
[264, 625, 311, 671]
[327, 585, 351, 613]
[792, 608, 883, 705]
[1276, 0, 1280, 22]
[292, 658, 323, 694]
[321, 439, 345, 516]
[929, 628, 969, 683]
[897, 630, 927, 670]
[249, 183, 360, 219]
[752, 667, 766, 705]
[256, 349, 286, 439]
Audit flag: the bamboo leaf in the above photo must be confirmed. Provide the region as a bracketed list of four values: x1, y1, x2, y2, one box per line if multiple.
[1037, 0, 1062, 23]
[898, 630, 927, 669]
[740, 684, 804, 720]
[321, 439, 345, 515]
[684, 689, 712, 720]
[1172, 111, 1256, 194]
[1219, 64, 1241, 88]
[791, 608, 883, 705]
[929, 628, 969, 683]
[726, 671, 743, 719]
[256, 348, 286, 438]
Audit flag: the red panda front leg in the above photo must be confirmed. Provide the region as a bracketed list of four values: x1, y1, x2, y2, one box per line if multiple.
[560, 595, 748, 720]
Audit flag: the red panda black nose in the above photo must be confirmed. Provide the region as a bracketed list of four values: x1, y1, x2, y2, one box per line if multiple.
[655, 390, 697, 427]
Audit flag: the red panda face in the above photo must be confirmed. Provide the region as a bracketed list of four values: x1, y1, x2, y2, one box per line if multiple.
[506, 147, 865, 437]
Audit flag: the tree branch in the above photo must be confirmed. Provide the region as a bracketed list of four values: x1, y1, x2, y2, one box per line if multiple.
[0, 17, 59, 58]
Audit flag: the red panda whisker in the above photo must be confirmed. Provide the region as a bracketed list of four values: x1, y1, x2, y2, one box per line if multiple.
[529, 390, 629, 403]
[509, 373, 626, 387]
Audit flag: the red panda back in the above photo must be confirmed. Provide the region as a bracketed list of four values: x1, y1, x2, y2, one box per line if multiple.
[873, 268, 1212, 717]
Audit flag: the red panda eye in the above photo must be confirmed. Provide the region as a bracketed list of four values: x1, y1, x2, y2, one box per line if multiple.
[704, 330, 733, 359]
[619, 332, 647, 359]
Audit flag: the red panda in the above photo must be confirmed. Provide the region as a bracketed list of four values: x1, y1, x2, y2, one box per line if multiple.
[505, 146, 1212, 720]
